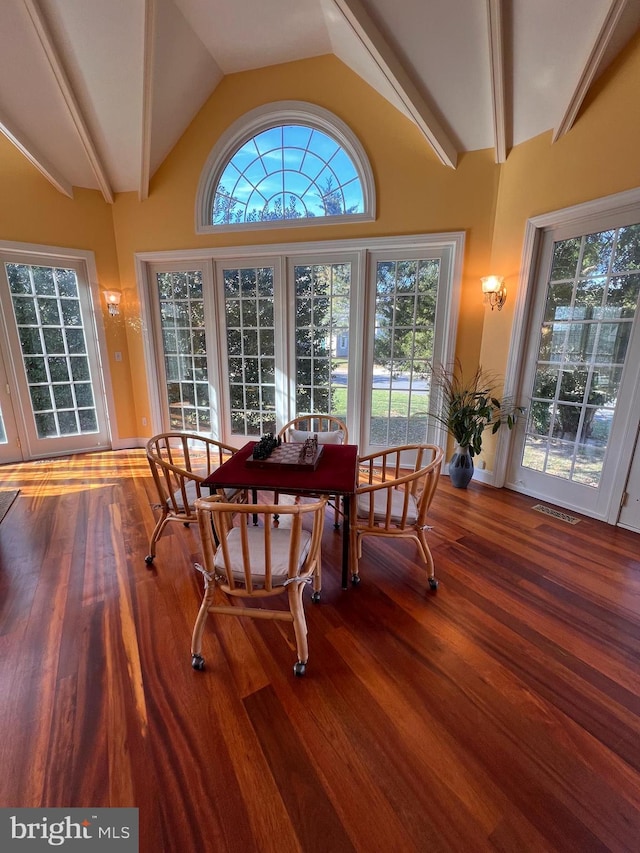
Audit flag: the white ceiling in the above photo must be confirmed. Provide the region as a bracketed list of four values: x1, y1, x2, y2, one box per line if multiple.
[1, 0, 639, 202]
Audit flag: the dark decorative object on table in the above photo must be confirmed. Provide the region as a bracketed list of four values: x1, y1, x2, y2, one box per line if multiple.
[430, 359, 523, 488]
[299, 435, 318, 462]
[252, 433, 281, 460]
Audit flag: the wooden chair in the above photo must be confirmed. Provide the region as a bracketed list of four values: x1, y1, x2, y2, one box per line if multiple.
[350, 444, 444, 589]
[145, 432, 243, 565]
[277, 414, 349, 527]
[278, 414, 349, 445]
[192, 496, 327, 676]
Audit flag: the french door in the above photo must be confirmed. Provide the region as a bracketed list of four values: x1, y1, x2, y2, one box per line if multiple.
[364, 252, 442, 453]
[213, 254, 358, 440]
[216, 259, 284, 436]
[149, 266, 216, 434]
[0, 254, 111, 460]
[507, 216, 640, 519]
[143, 234, 462, 451]
[0, 344, 21, 463]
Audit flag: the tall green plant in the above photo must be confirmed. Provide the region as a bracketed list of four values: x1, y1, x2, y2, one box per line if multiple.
[430, 360, 522, 456]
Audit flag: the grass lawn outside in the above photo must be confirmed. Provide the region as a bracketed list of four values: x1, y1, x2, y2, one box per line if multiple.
[331, 387, 429, 418]
[331, 387, 431, 444]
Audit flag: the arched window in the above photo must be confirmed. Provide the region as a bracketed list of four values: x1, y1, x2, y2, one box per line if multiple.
[196, 102, 375, 233]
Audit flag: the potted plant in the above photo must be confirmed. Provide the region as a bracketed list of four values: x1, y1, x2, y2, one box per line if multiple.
[429, 360, 522, 488]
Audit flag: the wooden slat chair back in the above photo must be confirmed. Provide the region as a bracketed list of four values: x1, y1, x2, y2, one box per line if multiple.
[192, 496, 327, 676]
[145, 432, 242, 564]
[351, 443, 444, 589]
[278, 414, 349, 445]
[277, 414, 349, 526]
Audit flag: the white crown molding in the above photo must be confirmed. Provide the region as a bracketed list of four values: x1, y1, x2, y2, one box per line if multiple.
[552, 0, 630, 142]
[23, 0, 114, 203]
[330, 0, 458, 168]
[528, 184, 640, 230]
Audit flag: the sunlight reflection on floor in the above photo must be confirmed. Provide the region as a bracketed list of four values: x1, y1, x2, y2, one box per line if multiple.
[0, 450, 150, 497]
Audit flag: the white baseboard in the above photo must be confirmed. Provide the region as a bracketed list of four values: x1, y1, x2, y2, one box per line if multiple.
[444, 464, 495, 487]
[111, 436, 147, 451]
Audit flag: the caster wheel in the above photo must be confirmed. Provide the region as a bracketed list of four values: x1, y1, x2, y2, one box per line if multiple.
[183, 522, 191, 528]
[191, 654, 205, 671]
[311, 591, 321, 603]
[428, 577, 439, 591]
[351, 574, 361, 586]
[144, 554, 154, 565]
[293, 661, 307, 677]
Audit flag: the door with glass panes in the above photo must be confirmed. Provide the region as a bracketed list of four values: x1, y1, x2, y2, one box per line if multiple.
[148, 242, 457, 450]
[214, 260, 284, 437]
[287, 256, 356, 433]
[0, 343, 21, 463]
[0, 255, 110, 460]
[214, 256, 357, 441]
[364, 254, 440, 454]
[150, 266, 218, 435]
[507, 219, 640, 520]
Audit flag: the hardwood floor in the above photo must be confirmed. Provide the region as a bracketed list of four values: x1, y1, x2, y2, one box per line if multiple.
[0, 449, 639, 852]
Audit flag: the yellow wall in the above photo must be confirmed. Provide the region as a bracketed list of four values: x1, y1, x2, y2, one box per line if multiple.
[1, 33, 640, 451]
[112, 55, 500, 435]
[0, 135, 138, 437]
[477, 28, 640, 467]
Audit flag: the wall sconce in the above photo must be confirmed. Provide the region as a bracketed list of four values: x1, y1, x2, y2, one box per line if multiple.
[481, 275, 507, 311]
[104, 290, 121, 316]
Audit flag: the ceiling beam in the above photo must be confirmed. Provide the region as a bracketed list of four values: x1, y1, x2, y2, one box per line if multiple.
[552, 0, 630, 142]
[331, 0, 458, 168]
[486, 0, 507, 163]
[139, 0, 156, 201]
[0, 113, 73, 198]
[22, 0, 114, 203]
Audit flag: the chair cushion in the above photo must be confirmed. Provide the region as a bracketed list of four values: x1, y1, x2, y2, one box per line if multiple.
[171, 479, 237, 512]
[214, 526, 312, 586]
[288, 427, 344, 444]
[356, 488, 418, 525]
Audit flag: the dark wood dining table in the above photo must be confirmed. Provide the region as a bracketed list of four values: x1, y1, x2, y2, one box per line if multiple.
[203, 441, 359, 589]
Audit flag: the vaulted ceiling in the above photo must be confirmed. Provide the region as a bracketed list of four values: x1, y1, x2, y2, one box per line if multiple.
[2, 0, 639, 203]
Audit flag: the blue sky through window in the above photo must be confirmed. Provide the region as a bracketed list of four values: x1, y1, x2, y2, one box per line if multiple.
[213, 124, 364, 225]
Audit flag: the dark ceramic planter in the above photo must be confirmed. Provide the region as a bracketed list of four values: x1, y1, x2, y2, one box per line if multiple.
[449, 445, 474, 488]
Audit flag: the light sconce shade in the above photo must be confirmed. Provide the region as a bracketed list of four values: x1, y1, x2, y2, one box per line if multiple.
[481, 275, 507, 311]
[104, 290, 121, 316]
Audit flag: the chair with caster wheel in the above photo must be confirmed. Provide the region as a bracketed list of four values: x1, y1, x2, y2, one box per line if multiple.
[145, 432, 245, 565]
[192, 495, 327, 677]
[277, 414, 349, 528]
[350, 444, 444, 590]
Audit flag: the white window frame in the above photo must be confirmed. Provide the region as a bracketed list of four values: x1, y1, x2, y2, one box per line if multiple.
[0, 239, 118, 457]
[500, 186, 640, 522]
[136, 232, 464, 450]
[286, 251, 361, 430]
[213, 255, 287, 436]
[363, 246, 458, 455]
[144, 260, 225, 438]
[195, 101, 376, 234]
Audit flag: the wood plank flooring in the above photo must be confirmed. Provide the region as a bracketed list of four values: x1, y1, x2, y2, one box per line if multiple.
[0, 449, 639, 852]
